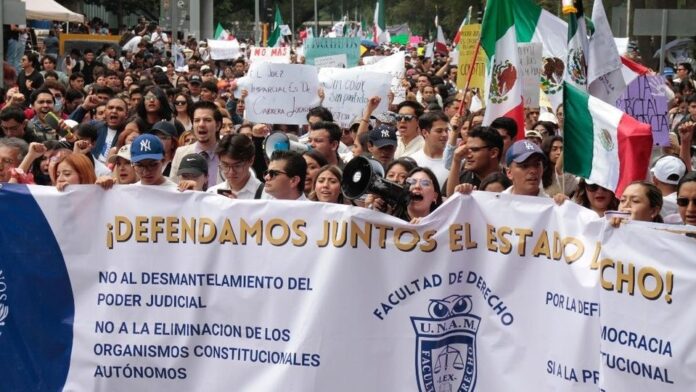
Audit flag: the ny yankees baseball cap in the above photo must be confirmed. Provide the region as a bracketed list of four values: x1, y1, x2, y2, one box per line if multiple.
[130, 134, 164, 163]
[505, 140, 546, 167]
[369, 124, 397, 148]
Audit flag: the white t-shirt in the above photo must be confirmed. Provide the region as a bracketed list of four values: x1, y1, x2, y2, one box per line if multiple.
[662, 192, 679, 218]
[410, 150, 449, 188]
[134, 177, 178, 189]
[207, 175, 263, 200]
[122, 36, 142, 53]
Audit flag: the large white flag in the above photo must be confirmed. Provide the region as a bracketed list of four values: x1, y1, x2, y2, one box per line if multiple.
[588, 0, 626, 104]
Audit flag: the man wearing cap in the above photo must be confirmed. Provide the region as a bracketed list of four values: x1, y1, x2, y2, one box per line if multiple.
[188, 75, 203, 102]
[368, 124, 398, 167]
[170, 101, 224, 186]
[207, 134, 263, 199]
[651, 155, 687, 220]
[309, 121, 344, 168]
[177, 153, 209, 191]
[524, 130, 543, 146]
[107, 144, 137, 184]
[503, 140, 548, 197]
[130, 134, 178, 188]
[410, 111, 450, 185]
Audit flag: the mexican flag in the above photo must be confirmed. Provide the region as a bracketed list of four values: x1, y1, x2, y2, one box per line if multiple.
[513, 0, 568, 112]
[480, 0, 524, 135]
[214, 23, 229, 40]
[452, 6, 472, 46]
[564, 0, 589, 91]
[373, 0, 389, 44]
[563, 82, 653, 197]
[268, 5, 284, 48]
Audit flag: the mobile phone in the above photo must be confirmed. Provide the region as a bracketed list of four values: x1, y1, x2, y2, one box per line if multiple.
[217, 189, 233, 197]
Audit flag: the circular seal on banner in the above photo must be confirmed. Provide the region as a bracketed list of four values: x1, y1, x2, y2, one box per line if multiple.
[599, 129, 615, 151]
[0, 270, 8, 336]
[567, 48, 587, 86]
[490, 60, 517, 104]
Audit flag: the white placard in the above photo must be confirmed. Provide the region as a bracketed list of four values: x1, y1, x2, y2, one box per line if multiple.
[237, 63, 321, 125]
[518, 42, 543, 109]
[313, 54, 348, 69]
[207, 39, 241, 60]
[318, 67, 391, 127]
[359, 52, 406, 104]
[249, 46, 291, 64]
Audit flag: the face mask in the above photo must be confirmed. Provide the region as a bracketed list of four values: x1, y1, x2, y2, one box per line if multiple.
[54, 97, 63, 113]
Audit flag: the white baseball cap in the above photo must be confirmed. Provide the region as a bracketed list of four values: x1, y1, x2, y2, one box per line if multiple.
[651, 155, 686, 185]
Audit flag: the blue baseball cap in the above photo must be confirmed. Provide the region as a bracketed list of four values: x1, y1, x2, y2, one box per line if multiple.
[505, 140, 546, 166]
[130, 134, 164, 163]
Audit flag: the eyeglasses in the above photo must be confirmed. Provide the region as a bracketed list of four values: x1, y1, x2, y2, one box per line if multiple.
[174, 100, 187, 106]
[263, 169, 288, 179]
[144, 95, 158, 102]
[467, 145, 490, 153]
[395, 114, 416, 122]
[219, 160, 248, 173]
[405, 178, 433, 187]
[586, 183, 601, 192]
[133, 161, 161, 172]
[677, 197, 696, 207]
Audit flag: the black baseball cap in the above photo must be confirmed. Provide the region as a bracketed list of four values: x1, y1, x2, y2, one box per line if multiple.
[177, 153, 208, 176]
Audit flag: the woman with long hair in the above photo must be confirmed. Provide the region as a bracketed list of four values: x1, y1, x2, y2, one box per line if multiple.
[173, 92, 194, 132]
[136, 86, 175, 129]
[617, 181, 664, 223]
[309, 165, 344, 204]
[52, 153, 97, 191]
[302, 150, 328, 196]
[574, 179, 619, 217]
[541, 135, 576, 197]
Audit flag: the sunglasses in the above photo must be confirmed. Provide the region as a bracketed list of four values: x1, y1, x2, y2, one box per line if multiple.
[396, 114, 416, 122]
[586, 183, 601, 192]
[263, 169, 288, 179]
[406, 178, 433, 187]
[677, 197, 696, 207]
[144, 95, 158, 102]
[174, 100, 187, 105]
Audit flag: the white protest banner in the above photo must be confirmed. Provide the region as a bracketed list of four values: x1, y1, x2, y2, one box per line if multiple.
[318, 67, 391, 127]
[361, 56, 385, 65]
[207, 39, 241, 60]
[518, 42, 543, 109]
[2, 185, 696, 391]
[449, 49, 459, 66]
[313, 54, 348, 69]
[359, 52, 406, 104]
[249, 46, 291, 64]
[237, 63, 320, 125]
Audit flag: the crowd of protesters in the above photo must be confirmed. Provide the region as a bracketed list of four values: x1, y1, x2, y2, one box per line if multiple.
[1, 18, 695, 229]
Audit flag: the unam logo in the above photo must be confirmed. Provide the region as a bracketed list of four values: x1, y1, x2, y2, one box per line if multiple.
[411, 295, 480, 392]
[0, 270, 8, 336]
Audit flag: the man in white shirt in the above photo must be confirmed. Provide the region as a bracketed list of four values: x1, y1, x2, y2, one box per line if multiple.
[651, 155, 687, 221]
[394, 100, 425, 158]
[410, 111, 450, 186]
[262, 150, 308, 201]
[207, 134, 263, 199]
[502, 140, 548, 197]
[170, 101, 223, 186]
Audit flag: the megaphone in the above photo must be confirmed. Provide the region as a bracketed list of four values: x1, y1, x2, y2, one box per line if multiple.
[264, 131, 310, 159]
[341, 156, 410, 205]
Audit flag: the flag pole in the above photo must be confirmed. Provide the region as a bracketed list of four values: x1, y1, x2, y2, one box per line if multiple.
[456, 40, 482, 117]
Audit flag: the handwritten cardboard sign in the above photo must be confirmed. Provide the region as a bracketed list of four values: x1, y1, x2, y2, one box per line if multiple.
[616, 75, 670, 146]
[239, 63, 321, 125]
[318, 67, 391, 127]
[249, 46, 291, 63]
[518, 42, 543, 109]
